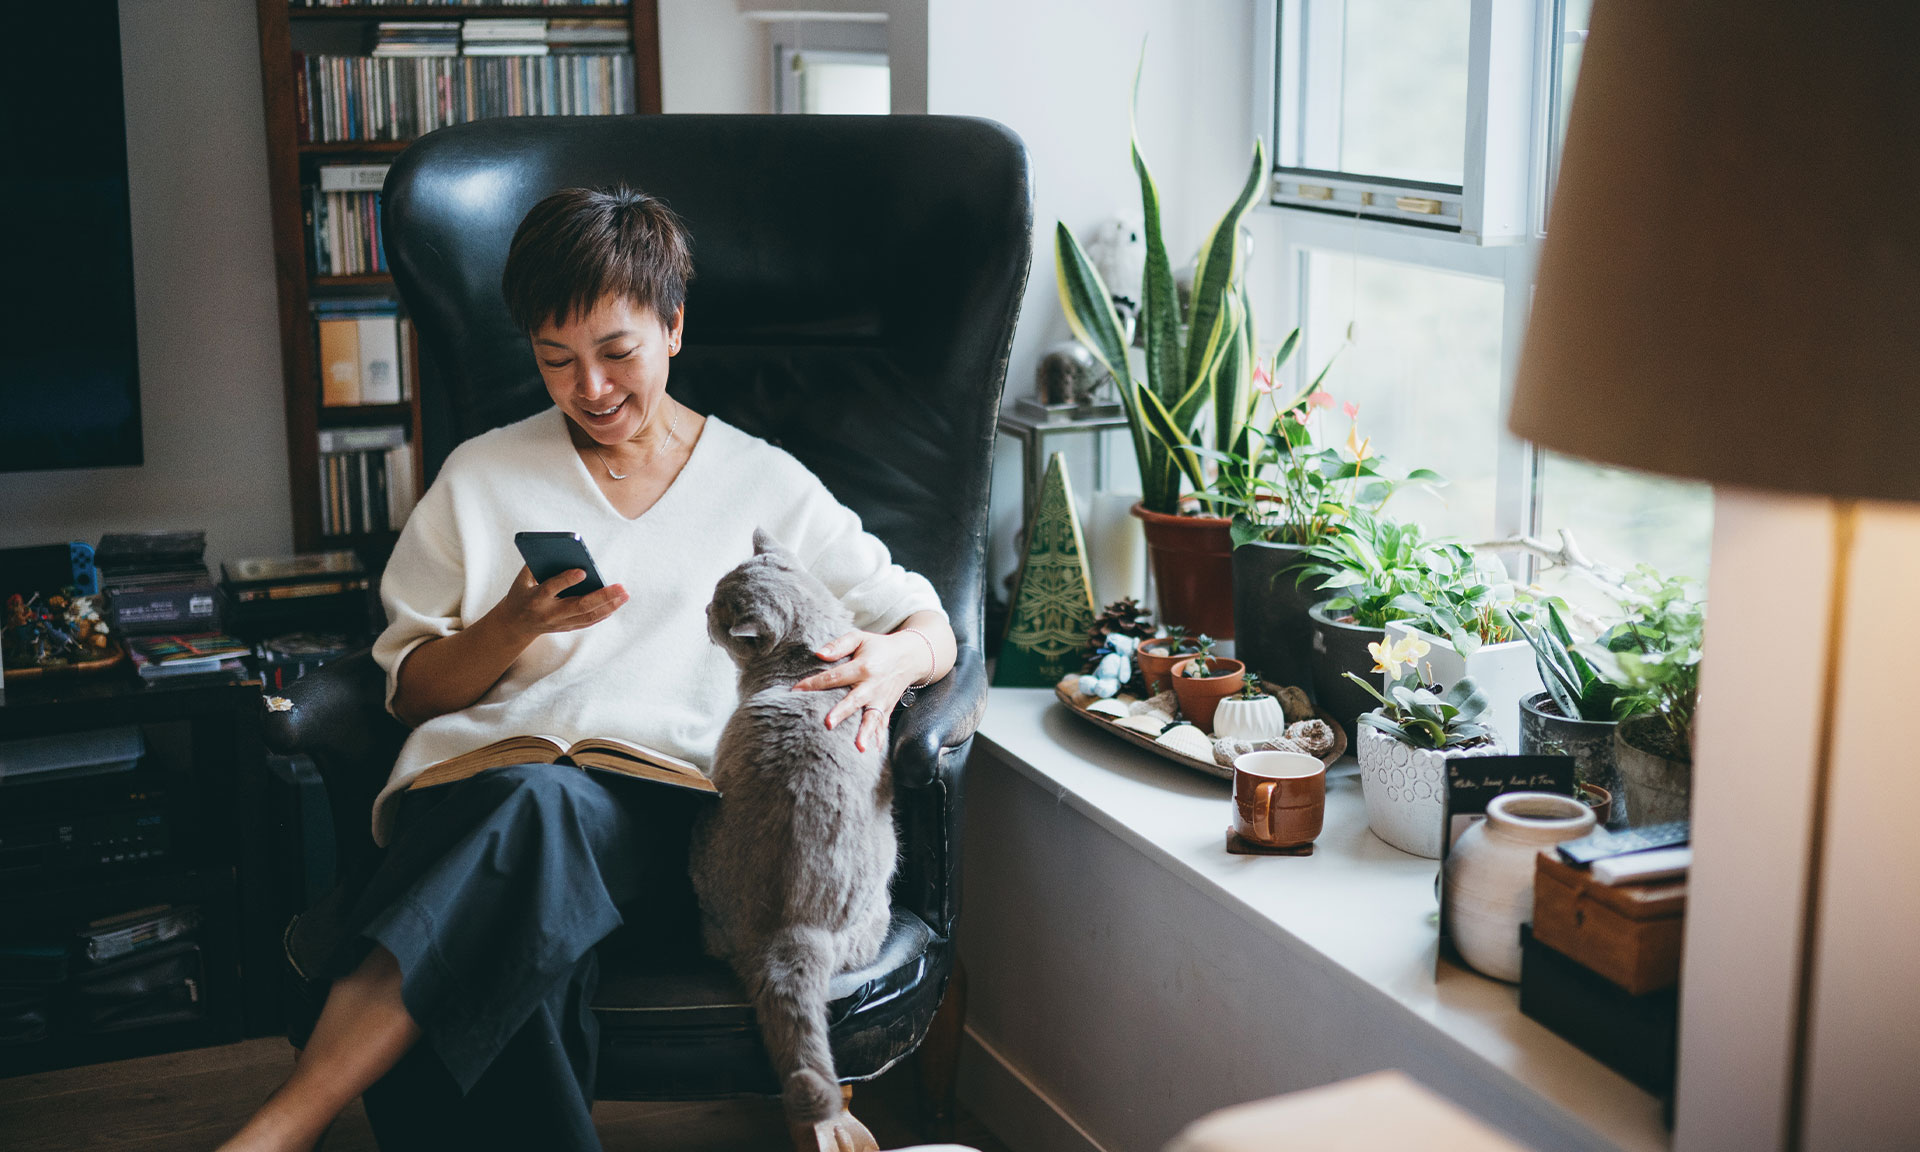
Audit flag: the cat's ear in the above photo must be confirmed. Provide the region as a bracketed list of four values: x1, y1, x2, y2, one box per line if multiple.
[751, 528, 778, 556]
[728, 621, 765, 645]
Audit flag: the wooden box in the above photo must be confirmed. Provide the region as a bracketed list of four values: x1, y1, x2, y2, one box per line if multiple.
[1532, 850, 1686, 996]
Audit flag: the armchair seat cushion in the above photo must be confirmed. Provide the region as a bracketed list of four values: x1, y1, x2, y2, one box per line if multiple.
[592, 910, 950, 1100]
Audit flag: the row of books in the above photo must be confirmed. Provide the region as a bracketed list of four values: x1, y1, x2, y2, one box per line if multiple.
[318, 425, 418, 536]
[306, 164, 389, 276]
[126, 633, 249, 681]
[372, 18, 630, 57]
[317, 299, 411, 406]
[295, 51, 635, 142]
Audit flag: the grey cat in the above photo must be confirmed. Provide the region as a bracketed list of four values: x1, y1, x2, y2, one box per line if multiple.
[691, 529, 898, 1125]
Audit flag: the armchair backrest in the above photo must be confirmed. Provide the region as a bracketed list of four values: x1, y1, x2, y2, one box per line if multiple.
[383, 114, 1033, 654]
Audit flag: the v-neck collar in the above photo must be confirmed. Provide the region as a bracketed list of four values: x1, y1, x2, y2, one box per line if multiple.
[556, 406, 718, 524]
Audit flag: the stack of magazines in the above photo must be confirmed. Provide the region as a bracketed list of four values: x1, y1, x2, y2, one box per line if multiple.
[125, 632, 248, 682]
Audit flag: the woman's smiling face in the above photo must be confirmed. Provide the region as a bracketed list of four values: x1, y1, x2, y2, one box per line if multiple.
[532, 295, 684, 445]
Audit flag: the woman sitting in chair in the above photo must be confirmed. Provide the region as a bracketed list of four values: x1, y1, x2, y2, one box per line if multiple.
[221, 187, 956, 1152]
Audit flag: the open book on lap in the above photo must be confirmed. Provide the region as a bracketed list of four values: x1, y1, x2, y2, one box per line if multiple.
[407, 734, 718, 797]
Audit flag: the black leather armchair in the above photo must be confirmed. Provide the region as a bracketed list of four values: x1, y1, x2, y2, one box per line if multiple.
[267, 114, 1030, 1133]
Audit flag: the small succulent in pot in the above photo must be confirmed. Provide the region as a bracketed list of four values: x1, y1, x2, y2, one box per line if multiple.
[1170, 645, 1247, 733]
[1212, 669, 1290, 743]
[1136, 626, 1206, 694]
[1178, 633, 1220, 678]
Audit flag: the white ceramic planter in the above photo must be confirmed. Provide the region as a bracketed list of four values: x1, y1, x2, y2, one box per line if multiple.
[1444, 791, 1597, 983]
[1384, 623, 1542, 752]
[1356, 722, 1508, 859]
[1212, 695, 1289, 742]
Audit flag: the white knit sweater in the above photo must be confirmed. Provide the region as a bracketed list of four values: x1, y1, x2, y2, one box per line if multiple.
[368, 408, 944, 845]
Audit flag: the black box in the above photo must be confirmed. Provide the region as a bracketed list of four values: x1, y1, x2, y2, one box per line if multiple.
[1519, 923, 1677, 1096]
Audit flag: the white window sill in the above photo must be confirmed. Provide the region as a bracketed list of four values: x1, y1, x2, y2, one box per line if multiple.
[970, 687, 1667, 1152]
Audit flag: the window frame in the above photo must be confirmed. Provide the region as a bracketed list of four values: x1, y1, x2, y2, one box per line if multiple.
[1258, 0, 1539, 244]
[1254, 0, 1582, 550]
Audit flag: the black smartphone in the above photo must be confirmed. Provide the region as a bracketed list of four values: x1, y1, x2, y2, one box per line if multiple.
[513, 531, 607, 599]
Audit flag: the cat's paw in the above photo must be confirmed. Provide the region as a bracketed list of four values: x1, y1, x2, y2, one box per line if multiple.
[784, 1068, 841, 1122]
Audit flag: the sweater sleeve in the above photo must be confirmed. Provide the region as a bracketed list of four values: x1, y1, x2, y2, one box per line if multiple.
[778, 464, 945, 635]
[371, 473, 467, 715]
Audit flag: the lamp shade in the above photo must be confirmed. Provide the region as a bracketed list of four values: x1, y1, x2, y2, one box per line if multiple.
[1508, 0, 1920, 502]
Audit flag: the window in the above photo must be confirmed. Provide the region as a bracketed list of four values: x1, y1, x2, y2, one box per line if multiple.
[1260, 0, 1712, 589]
[769, 19, 891, 116]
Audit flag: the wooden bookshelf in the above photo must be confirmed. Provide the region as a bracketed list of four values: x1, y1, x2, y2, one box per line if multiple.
[254, 0, 662, 558]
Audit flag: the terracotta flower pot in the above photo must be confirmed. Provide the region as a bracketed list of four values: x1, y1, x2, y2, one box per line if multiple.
[1170, 656, 1246, 733]
[1132, 502, 1234, 639]
[1136, 637, 1202, 696]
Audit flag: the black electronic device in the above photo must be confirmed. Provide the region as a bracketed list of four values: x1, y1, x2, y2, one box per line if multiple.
[513, 531, 606, 599]
[1558, 820, 1691, 867]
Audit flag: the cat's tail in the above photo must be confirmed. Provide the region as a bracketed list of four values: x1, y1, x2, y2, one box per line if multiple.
[748, 924, 842, 1123]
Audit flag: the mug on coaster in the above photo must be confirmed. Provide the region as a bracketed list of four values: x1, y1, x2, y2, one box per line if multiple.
[1231, 750, 1326, 849]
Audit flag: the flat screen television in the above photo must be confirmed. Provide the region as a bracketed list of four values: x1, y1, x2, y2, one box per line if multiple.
[0, 1, 144, 472]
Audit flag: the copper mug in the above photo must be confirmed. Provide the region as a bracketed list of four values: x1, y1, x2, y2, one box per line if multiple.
[1232, 750, 1326, 848]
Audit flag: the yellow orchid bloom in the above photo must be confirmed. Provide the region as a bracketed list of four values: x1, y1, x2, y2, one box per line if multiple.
[1368, 638, 1398, 676]
[1346, 424, 1374, 462]
[1370, 634, 1431, 681]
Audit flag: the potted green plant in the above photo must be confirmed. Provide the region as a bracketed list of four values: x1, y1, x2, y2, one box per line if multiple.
[1226, 394, 1435, 696]
[1136, 626, 1204, 694]
[1382, 550, 1543, 751]
[1294, 512, 1451, 740]
[1169, 636, 1246, 732]
[1516, 601, 1641, 826]
[1055, 62, 1267, 638]
[1577, 567, 1705, 826]
[1342, 667, 1506, 858]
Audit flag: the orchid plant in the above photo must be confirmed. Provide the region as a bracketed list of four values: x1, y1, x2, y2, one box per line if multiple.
[1342, 669, 1496, 751]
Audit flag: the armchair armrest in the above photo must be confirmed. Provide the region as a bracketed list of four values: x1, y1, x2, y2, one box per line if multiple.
[263, 649, 408, 882]
[889, 645, 986, 790]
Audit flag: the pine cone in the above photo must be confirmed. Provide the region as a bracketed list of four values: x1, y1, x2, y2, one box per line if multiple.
[1082, 595, 1152, 675]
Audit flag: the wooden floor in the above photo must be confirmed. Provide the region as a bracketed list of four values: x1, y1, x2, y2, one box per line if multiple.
[0, 1037, 1009, 1151]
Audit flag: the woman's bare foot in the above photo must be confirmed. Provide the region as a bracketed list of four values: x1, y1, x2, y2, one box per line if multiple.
[217, 945, 420, 1151]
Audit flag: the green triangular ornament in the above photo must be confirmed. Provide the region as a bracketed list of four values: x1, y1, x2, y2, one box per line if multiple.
[995, 452, 1098, 688]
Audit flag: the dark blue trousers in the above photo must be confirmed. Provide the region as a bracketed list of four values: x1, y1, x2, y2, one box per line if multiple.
[326, 764, 695, 1152]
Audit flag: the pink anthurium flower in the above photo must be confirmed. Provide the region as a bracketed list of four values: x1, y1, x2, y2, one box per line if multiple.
[1342, 400, 1359, 419]
[1306, 390, 1335, 410]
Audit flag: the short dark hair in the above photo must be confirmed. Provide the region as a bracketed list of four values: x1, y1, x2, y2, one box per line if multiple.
[501, 186, 694, 335]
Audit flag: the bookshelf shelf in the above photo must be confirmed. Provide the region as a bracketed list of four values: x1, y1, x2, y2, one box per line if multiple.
[297, 140, 412, 155]
[255, 0, 662, 557]
[318, 403, 413, 426]
[289, 4, 631, 19]
[312, 273, 393, 288]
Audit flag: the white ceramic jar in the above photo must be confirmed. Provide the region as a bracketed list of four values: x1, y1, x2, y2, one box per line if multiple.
[1356, 722, 1508, 859]
[1444, 791, 1597, 983]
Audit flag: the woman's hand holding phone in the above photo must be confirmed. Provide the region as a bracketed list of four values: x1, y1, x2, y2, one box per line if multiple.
[489, 565, 628, 644]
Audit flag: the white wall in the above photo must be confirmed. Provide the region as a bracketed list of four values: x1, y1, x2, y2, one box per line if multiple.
[0, 0, 290, 565]
[926, 0, 1270, 598]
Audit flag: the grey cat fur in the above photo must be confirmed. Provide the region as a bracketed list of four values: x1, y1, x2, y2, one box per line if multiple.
[690, 529, 898, 1124]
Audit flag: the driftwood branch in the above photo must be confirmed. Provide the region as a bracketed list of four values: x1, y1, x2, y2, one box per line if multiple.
[1471, 529, 1625, 634]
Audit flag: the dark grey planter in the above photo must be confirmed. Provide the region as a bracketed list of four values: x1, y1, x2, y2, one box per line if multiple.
[1309, 600, 1385, 743]
[1617, 713, 1692, 826]
[1519, 691, 1625, 828]
[1231, 540, 1318, 697]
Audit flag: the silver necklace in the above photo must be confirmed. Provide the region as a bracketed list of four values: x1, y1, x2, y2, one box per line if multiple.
[591, 406, 681, 481]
